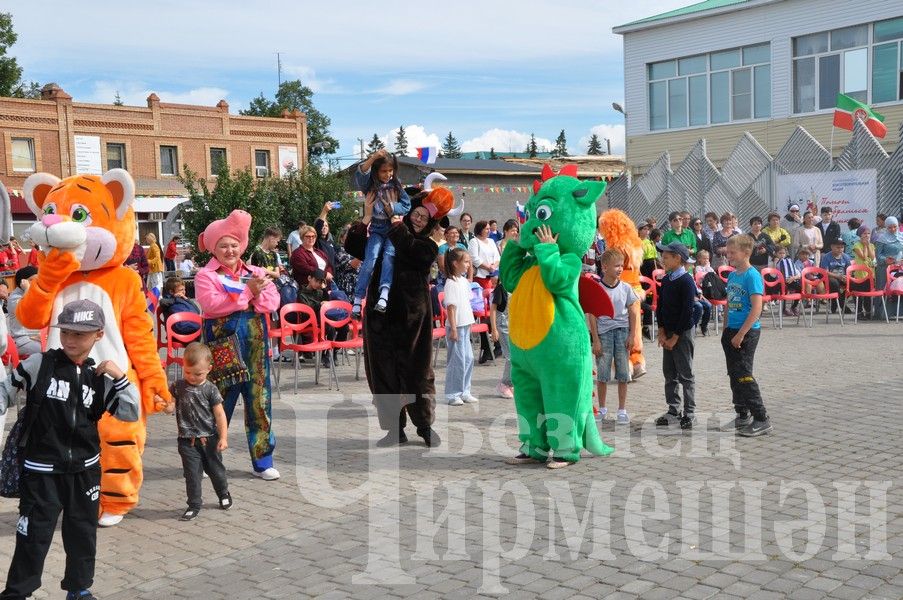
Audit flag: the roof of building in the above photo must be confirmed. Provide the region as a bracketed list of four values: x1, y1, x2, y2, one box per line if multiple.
[344, 156, 542, 177]
[613, 0, 775, 33]
[502, 155, 626, 180]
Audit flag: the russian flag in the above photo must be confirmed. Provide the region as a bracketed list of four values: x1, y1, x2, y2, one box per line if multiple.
[417, 147, 438, 164]
[218, 273, 247, 302]
[515, 201, 527, 225]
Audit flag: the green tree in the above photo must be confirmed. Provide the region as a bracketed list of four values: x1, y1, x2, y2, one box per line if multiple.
[473, 152, 482, 160]
[587, 133, 603, 155]
[0, 13, 40, 98]
[113, 91, 124, 106]
[241, 80, 339, 161]
[442, 132, 462, 159]
[489, 147, 498, 160]
[526, 134, 538, 158]
[366, 133, 385, 154]
[179, 162, 352, 262]
[394, 125, 409, 156]
[552, 129, 568, 158]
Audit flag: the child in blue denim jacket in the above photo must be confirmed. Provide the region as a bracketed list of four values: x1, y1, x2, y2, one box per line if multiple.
[352, 149, 411, 318]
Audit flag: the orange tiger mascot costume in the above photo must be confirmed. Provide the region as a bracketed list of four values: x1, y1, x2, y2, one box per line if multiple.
[598, 209, 646, 376]
[18, 169, 170, 527]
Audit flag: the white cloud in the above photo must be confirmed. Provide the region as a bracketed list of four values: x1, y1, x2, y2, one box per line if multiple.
[372, 79, 427, 96]
[461, 129, 554, 154]
[384, 125, 442, 156]
[88, 81, 228, 107]
[281, 64, 338, 94]
[577, 124, 626, 156]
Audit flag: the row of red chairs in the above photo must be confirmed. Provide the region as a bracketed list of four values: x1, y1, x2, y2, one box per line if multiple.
[157, 301, 364, 395]
[639, 265, 735, 337]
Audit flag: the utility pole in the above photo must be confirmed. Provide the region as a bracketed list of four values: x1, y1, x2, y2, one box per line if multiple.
[358, 138, 365, 160]
[276, 52, 283, 88]
[606, 138, 611, 155]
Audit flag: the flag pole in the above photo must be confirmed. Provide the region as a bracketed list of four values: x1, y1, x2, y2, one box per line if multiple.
[829, 123, 835, 170]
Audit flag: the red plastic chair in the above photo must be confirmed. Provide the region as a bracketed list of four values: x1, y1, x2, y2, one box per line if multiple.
[845, 265, 887, 324]
[885, 264, 903, 323]
[2, 335, 19, 369]
[639, 275, 658, 340]
[433, 292, 448, 366]
[470, 287, 492, 364]
[760, 268, 801, 329]
[801, 266, 844, 326]
[279, 303, 332, 392]
[165, 313, 203, 374]
[320, 300, 363, 388]
[717, 265, 735, 283]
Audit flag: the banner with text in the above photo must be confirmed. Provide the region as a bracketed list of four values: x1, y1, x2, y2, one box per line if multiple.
[776, 169, 877, 229]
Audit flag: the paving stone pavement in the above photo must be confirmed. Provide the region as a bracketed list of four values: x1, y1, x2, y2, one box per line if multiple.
[0, 318, 900, 599]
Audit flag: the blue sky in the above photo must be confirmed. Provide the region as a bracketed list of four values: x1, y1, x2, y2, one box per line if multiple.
[6, 0, 688, 163]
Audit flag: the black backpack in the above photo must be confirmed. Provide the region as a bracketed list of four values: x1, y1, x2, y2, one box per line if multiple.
[0, 355, 54, 498]
[700, 271, 727, 301]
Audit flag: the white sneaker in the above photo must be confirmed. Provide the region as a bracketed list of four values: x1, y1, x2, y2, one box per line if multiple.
[448, 397, 464, 406]
[253, 467, 280, 481]
[632, 364, 647, 379]
[98, 512, 124, 527]
[495, 383, 514, 399]
[595, 408, 608, 422]
[617, 411, 630, 424]
[462, 394, 480, 403]
[346, 350, 356, 356]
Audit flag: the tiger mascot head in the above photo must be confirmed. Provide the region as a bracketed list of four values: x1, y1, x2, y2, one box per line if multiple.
[22, 169, 136, 271]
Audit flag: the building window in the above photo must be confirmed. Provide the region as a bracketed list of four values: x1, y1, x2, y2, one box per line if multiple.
[210, 147, 227, 176]
[255, 150, 270, 178]
[11, 138, 36, 172]
[647, 43, 770, 131]
[106, 143, 126, 171]
[160, 145, 178, 176]
[794, 18, 903, 112]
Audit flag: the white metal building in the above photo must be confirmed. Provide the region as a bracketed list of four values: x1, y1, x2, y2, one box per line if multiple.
[614, 0, 903, 174]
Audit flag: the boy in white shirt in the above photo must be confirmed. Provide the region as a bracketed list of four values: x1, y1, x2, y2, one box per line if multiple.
[589, 249, 640, 424]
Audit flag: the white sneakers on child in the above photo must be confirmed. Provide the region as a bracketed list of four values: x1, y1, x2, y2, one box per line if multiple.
[253, 467, 280, 481]
[616, 410, 630, 424]
[98, 512, 124, 527]
[448, 394, 479, 405]
[595, 407, 608, 422]
[495, 383, 514, 399]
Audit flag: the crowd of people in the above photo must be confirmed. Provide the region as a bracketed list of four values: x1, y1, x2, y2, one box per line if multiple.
[0, 147, 900, 597]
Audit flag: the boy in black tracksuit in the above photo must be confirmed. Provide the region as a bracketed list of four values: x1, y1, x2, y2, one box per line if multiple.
[654, 242, 698, 430]
[0, 299, 139, 600]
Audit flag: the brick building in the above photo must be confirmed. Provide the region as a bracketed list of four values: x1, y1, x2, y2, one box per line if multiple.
[0, 84, 308, 242]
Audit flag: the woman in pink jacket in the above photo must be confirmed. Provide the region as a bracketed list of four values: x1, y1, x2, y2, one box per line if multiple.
[194, 210, 281, 480]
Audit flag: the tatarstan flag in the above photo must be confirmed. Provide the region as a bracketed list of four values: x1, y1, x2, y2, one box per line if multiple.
[833, 93, 887, 138]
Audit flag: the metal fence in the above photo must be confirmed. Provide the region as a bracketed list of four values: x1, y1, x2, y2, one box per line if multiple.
[607, 120, 903, 224]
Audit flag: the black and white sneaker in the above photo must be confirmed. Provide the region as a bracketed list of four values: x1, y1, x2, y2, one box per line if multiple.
[733, 413, 754, 429]
[180, 507, 200, 521]
[680, 414, 697, 430]
[219, 493, 233, 510]
[738, 418, 773, 437]
[655, 411, 681, 427]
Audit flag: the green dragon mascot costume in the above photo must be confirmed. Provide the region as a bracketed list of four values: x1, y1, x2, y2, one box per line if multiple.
[501, 164, 615, 468]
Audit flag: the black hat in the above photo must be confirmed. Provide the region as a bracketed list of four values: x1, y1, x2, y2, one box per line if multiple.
[656, 241, 691, 263]
[310, 268, 327, 280]
[830, 238, 846, 246]
[15, 265, 38, 287]
[52, 299, 105, 332]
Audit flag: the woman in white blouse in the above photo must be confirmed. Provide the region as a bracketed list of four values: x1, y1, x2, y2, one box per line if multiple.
[467, 220, 501, 290]
[792, 211, 824, 267]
